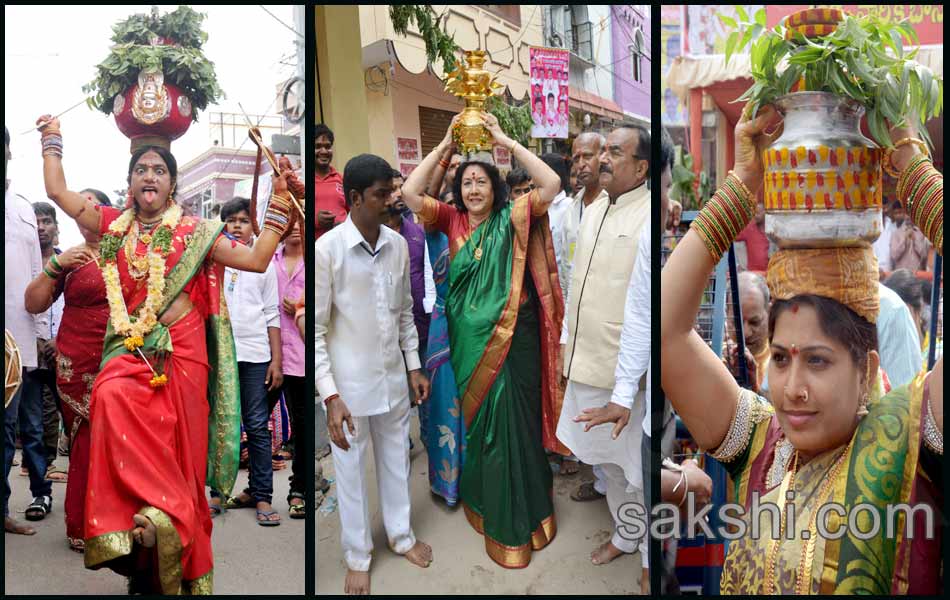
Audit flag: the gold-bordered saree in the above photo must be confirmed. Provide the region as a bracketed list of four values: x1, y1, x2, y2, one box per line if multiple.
[718, 371, 942, 594]
[84, 209, 240, 595]
[418, 190, 567, 568]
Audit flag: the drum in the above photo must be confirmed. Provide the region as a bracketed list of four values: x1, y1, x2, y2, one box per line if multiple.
[5, 329, 22, 409]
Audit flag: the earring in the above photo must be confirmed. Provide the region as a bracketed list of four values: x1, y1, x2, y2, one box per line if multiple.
[125, 188, 134, 210]
[856, 393, 869, 418]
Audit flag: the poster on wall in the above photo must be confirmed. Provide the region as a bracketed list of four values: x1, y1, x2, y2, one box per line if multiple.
[493, 146, 511, 170]
[396, 137, 420, 161]
[529, 47, 569, 139]
[399, 162, 418, 178]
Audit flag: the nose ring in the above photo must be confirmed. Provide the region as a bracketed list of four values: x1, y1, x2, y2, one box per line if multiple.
[800, 389, 808, 403]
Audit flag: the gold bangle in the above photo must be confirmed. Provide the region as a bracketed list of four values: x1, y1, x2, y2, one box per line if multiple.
[726, 170, 754, 202]
[509, 139, 519, 154]
[884, 137, 930, 178]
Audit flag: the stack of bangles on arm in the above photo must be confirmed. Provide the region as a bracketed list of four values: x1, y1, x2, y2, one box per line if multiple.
[263, 193, 293, 235]
[690, 171, 757, 262]
[897, 154, 944, 255]
[41, 126, 63, 159]
[43, 254, 64, 279]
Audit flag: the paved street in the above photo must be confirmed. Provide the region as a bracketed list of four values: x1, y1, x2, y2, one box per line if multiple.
[4, 450, 305, 595]
[316, 414, 641, 595]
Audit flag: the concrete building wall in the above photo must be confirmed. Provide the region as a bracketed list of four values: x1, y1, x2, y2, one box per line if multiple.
[610, 5, 651, 121]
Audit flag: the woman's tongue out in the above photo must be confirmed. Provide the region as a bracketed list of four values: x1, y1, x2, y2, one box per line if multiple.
[141, 186, 160, 206]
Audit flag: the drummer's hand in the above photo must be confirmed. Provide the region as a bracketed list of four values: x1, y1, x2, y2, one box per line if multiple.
[887, 119, 926, 174]
[36, 114, 61, 133]
[734, 104, 783, 195]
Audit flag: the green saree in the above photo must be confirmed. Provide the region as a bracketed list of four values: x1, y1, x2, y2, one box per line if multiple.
[433, 191, 565, 568]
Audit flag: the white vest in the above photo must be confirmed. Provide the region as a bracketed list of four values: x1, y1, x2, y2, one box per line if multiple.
[563, 184, 650, 388]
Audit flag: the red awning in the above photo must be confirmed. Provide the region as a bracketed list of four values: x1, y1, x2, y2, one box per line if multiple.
[568, 86, 624, 121]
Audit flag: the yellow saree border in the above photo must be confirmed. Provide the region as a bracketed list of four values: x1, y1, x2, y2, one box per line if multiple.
[462, 502, 556, 569]
[185, 569, 214, 595]
[891, 371, 926, 594]
[461, 193, 533, 426]
[84, 506, 184, 595]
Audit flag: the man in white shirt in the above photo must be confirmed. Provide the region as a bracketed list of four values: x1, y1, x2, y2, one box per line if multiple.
[314, 154, 432, 595]
[556, 125, 651, 568]
[210, 197, 284, 525]
[4, 127, 52, 534]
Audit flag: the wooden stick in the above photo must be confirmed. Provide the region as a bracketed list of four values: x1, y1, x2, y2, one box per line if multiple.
[24, 98, 89, 135]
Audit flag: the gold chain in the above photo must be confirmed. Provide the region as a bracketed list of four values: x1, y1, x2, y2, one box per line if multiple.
[124, 221, 150, 280]
[763, 438, 854, 594]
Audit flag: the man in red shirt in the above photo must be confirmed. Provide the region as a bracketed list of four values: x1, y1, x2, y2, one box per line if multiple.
[314, 123, 348, 240]
[735, 199, 769, 272]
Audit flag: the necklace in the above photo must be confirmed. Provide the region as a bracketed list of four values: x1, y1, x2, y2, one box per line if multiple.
[763, 438, 854, 594]
[470, 216, 488, 262]
[125, 221, 151, 280]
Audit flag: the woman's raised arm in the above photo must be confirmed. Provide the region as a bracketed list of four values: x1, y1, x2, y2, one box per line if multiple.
[213, 171, 295, 272]
[403, 114, 462, 214]
[661, 105, 782, 451]
[35, 116, 102, 233]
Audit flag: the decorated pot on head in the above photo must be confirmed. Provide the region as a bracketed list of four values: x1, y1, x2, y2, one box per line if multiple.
[113, 69, 194, 152]
[444, 50, 504, 156]
[762, 91, 882, 248]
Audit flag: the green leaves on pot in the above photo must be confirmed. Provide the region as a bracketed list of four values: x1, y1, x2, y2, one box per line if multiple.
[83, 6, 223, 121]
[720, 9, 942, 148]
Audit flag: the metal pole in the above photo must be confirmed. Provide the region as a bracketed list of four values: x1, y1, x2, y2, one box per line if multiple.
[928, 254, 942, 370]
[295, 5, 306, 173]
[727, 245, 750, 387]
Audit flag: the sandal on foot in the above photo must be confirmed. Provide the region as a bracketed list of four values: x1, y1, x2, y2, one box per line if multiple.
[256, 509, 281, 526]
[46, 466, 68, 483]
[288, 492, 306, 519]
[570, 481, 605, 502]
[68, 537, 85, 553]
[209, 502, 224, 518]
[25, 495, 52, 521]
[223, 494, 256, 510]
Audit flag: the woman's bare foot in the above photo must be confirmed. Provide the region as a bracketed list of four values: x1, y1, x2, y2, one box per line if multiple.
[590, 540, 624, 565]
[4, 516, 36, 535]
[404, 540, 433, 568]
[344, 568, 370, 595]
[131, 514, 156, 548]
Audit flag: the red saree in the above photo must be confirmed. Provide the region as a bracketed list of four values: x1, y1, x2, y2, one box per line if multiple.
[54, 257, 109, 547]
[83, 207, 240, 595]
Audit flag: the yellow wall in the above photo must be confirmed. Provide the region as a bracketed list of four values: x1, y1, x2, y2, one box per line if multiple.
[315, 5, 371, 170]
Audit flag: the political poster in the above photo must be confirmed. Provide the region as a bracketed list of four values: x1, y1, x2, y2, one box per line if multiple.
[529, 47, 569, 139]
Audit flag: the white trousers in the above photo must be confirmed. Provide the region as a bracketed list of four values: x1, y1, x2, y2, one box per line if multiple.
[330, 398, 416, 571]
[558, 381, 646, 560]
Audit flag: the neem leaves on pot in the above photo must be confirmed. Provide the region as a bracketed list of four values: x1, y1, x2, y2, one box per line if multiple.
[721, 8, 942, 149]
[83, 6, 224, 122]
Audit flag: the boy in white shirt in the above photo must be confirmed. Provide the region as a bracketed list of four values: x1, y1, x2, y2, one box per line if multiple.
[211, 197, 284, 526]
[314, 154, 433, 595]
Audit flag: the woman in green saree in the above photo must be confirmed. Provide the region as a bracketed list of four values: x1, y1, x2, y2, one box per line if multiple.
[661, 106, 943, 594]
[401, 113, 568, 568]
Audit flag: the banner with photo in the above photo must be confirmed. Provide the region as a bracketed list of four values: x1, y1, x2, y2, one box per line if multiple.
[529, 47, 569, 139]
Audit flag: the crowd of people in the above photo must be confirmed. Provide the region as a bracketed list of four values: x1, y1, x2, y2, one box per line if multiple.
[4, 119, 305, 594]
[313, 113, 653, 594]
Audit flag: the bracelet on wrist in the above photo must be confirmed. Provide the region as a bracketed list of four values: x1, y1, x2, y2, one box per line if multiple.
[323, 393, 339, 405]
[884, 137, 930, 178]
[42, 266, 60, 279]
[690, 171, 757, 263]
[49, 254, 63, 271]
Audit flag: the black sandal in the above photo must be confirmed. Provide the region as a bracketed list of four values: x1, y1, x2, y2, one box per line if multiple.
[287, 491, 306, 519]
[25, 495, 52, 521]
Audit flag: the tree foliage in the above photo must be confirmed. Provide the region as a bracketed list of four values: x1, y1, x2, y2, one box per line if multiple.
[389, 5, 460, 75]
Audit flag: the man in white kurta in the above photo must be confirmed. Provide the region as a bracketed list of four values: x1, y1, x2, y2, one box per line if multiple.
[314, 154, 432, 594]
[556, 126, 651, 567]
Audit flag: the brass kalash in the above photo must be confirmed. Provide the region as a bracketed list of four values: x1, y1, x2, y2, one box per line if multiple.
[444, 50, 503, 156]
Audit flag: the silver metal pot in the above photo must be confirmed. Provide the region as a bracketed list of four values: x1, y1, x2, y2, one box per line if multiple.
[762, 92, 882, 248]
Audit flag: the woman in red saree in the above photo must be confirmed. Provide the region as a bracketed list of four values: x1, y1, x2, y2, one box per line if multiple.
[24, 190, 113, 553]
[37, 115, 297, 594]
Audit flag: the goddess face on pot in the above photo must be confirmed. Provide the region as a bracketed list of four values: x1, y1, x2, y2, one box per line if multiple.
[132, 70, 170, 125]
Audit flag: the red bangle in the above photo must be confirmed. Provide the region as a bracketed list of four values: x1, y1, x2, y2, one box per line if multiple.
[323, 393, 339, 405]
[439, 159, 450, 169]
